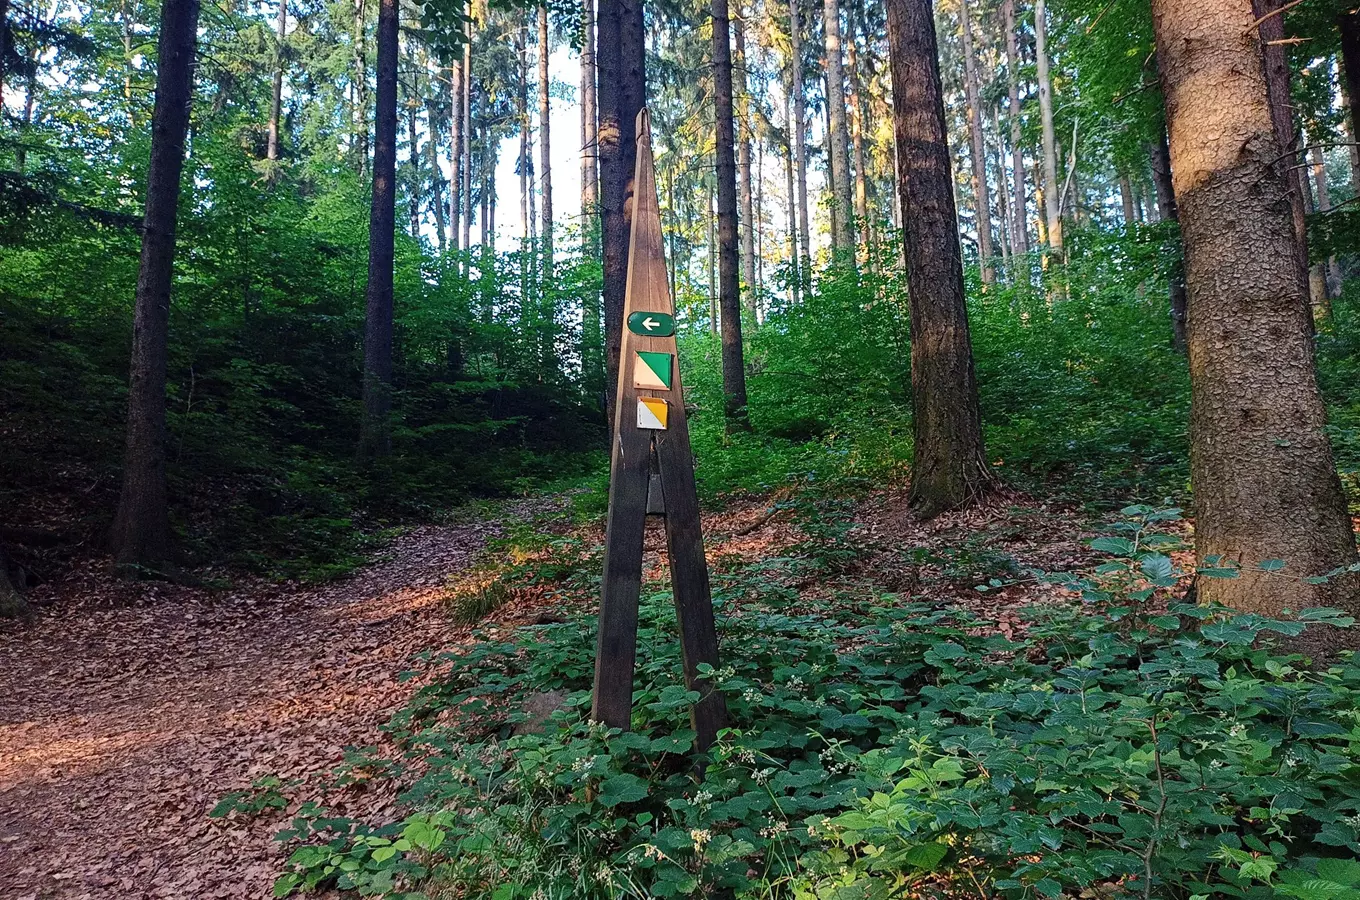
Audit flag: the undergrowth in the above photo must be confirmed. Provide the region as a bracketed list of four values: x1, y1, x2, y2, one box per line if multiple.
[257, 503, 1360, 900]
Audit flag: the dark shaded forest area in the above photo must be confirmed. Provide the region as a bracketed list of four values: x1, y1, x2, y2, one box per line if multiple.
[7, 0, 1360, 896]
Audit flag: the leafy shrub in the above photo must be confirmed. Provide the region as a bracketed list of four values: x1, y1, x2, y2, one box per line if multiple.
[269, 510, 1360, 900]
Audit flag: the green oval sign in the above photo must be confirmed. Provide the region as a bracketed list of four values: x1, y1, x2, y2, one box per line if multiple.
[627, 311, 676, 337]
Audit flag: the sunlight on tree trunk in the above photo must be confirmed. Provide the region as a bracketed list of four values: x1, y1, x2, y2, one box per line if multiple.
[713, 0, 749, 430]
[886, 0, 994, 519]
[1151, 0, 1359, 653]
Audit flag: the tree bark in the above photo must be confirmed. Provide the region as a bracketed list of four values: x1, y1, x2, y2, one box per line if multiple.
[784, 78, 801, 304]
[735, 1, 756, 317]
[406, 58, 422, 238]
[460, 2, 472, 255]
[1003, 0, 1028, 261]
[846, 27, 870, 253]
[991, 102, 1013, 273]
[1340, 13, 1360, 194]
[959, 0, 993, 284]
[789, 0, 811, 283]
[449, 53, 463, 253]
[539, 5, 553, 274]
[581, 0, 599, 217]
[713, 0, 750, 429]
[598, 0, 645, 432]
[109, 0, 200, 572]
[1150, 0, 1359, 648]
[267, 0, 286, 160]
[1148, 126, 1188, 352]
[353, 0, 369, 174]
[357, 0, 398, 461]
[1034, 0, 1061, 253]
[822, 0, 854, 256]
[886, 0, 993, 518]
[427, 97, 447, 251]
[1311, 143, 1343, 301]
[1119, 174, 1135, 226]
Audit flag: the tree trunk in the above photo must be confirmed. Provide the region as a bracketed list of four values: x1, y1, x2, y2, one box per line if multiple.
[357, 0, 398, 461]
[449, 53, 463, 253]
[427, 98, 447, 251]
[991, 102, 1013, 273]
[1253, 0, 1315, 314]
[886, 0, 993, 518]
[713, 0, 750, 429]
[539, 5, 553, 273]
[1003, 0, 1028, 260]
[460, 4, 472, 255]
[1034, 0, 1061, 253]
[1119, 174, 1135, 226]
[846, 30, 871, 253]
[959, 0, 993, 284]
[1340, 14, 1360, 194]
[353, 0, 369, 174]
[267, 0, 286, 160]
[789, 0, 811, 283]
[109, 0, 200, 572]
[822, 0, 854, 256]
[1311, 144, 1343, 300]
[735, 1, 756, 317]
[581, 0, 598, 217]
[598, 0, 645, 431]
[784, 80, 801, 304]
[1149, 126, 1188, 352]
[1150, 0, 1359, 649]
[407, 64, 422, 238]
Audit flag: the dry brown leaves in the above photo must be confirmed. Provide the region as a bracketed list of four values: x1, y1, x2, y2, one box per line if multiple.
[0, 499, 556, 900]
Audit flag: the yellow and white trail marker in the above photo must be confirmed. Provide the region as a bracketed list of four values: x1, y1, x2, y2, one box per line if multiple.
[636, 397, 669, 430]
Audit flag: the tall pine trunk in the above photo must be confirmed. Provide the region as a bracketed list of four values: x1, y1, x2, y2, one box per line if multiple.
[427, 97, 447, 251]
[1340, 13, 1360, 194]
[581, 0, 598, 217]
[460, 5, 472, 255]
[1148, 126, 1188, 351]
[886, 0, 993, 518]
[1003, 0, 1028, 260]
[784, 80, 801, 304]
[1034, 0, 1061, 253]
[735, 1, 756, 317]
[1311, 144, 1343, 301]
[539, 5, 553, 273]
[109, 0, 201, 572]
[959, 0, 993, 284]
[598, 0, 645, 430]
[1150, 0, 1359, 650]
[353, 0, 369, 174]
[789, 0, 811, 282]
[822, 0, 854, 256]
[449, 54, 463, 254]
[846, 28, 870, 252]
[713, 0, 749, 428]
[267, 0, 286, 160]
[357, 0, 399, 461]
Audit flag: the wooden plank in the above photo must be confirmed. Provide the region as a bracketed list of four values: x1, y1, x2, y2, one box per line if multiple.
[592, 108, 727, 750]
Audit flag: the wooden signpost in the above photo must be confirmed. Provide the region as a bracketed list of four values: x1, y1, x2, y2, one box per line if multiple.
[591, 109, 728, 752]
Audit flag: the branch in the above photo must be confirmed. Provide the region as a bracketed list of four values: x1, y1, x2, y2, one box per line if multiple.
[1244, 0, 1308, 35]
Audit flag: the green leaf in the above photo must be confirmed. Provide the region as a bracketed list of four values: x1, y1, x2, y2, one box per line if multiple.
[598, 774, 649, 806]
[901, 841, 949, 870]
[1141, 553, 1174, 580]
[1091, 537, 1136, 556]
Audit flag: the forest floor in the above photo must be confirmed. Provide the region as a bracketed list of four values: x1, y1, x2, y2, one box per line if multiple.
[0, 487, 1099, 900]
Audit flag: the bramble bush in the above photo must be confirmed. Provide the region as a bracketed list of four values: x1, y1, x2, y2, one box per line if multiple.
[267, 506, 1360, 899]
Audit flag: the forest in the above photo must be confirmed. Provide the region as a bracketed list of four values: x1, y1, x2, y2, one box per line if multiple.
[6, 0, 1360, 895]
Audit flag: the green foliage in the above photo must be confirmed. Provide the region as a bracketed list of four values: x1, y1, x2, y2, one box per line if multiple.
[210, 775, 291, 820]
[268, 509, 1360, 899]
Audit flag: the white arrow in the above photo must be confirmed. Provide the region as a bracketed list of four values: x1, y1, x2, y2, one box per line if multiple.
[642, 317, 660, 331]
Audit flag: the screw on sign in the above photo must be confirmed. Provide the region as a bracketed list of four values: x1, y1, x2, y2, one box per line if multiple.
[592, 109, 727, 754]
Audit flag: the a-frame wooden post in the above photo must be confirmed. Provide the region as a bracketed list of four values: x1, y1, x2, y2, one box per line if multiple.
[591, 109, 728, 752]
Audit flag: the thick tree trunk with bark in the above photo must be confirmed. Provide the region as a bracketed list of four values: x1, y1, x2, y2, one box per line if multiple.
[886, 0, 993, 518]
[822, 0, 854, 256]
[267, 0, 286, 160]
[1034, 0, 1061, 253]
[598, 0, 645, 431]
[1003, 0, 1028, 260]
[789, 0, 811, 282]
[713, 0, 749, 429]
[1150, 0, 1359, 650]
[1149, 126, 1188, 352]
[109, 0, 200, 572]
[959, 0, 993, 284]
[357, 0, 398, 461]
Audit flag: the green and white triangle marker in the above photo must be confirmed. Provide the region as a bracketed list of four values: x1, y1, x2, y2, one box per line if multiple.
[633, 351, 673, 390]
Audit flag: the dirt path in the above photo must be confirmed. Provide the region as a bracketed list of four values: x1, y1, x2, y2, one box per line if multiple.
[0, 501, 553, 900]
